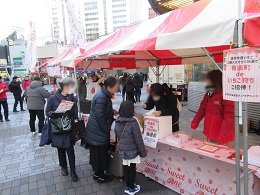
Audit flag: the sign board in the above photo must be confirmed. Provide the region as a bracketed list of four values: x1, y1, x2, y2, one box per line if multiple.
[223, 47, 260, 102]
[143, 118, 159, 148]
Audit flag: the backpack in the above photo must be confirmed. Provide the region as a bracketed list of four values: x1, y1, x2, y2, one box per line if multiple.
[126, 83, 134, 93]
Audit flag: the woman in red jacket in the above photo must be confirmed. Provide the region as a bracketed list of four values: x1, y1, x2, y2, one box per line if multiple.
[22, 76, 31, 91]
[191, 70, 234, 144]
[0, 76, 10, 122]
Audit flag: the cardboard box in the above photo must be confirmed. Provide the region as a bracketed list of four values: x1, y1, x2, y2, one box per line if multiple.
[144, 116, 172, 139]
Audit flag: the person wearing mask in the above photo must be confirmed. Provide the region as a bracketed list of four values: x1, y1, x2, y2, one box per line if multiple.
[25, 77, 51, 136]
[0, 76, 10, 122]
[10, 76, 25, 112]
[22, 76, 31, 91]
[86, 77, 119, 183]
[142, 83, 179, 132]
[191, 70, 234, 144]
[133, 73, 143, 102]
[46, 77, 79, 182]
[78, 77, 87, 100]
[114, 101, 147, 195]
[124, 77, 137, 104]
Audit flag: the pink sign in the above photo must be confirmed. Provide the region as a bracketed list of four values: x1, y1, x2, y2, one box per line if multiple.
[223, 47, 260, 102]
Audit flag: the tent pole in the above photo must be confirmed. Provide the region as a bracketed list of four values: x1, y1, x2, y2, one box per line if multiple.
[201, 47, 222, 72]
[242, 102, 248, 195]
[156, 66, 159, 83]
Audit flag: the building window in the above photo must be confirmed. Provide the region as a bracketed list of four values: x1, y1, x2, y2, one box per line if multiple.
[112, 3, 126, 8]
[84, 2, 98, 10]
[113, 20, 127, 24]
[112, 9, 126, 13]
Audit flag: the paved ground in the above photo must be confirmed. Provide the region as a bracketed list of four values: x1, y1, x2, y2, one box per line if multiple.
[0, 85, 259, 195]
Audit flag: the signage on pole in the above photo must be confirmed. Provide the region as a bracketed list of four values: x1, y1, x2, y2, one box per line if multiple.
[223, 47, 260, 102]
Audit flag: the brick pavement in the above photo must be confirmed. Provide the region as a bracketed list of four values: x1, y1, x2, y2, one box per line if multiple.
[0, 85, 259, 195]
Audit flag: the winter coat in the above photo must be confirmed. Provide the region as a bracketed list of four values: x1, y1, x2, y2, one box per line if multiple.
[10, 81, 22, 96]
[191, 92, 234, 144]
[115, 117, 147, 160]
[0, 82, 9, 100]
[78, 82, 87, 99]
[45, 89, 78, 148]
[22, 80, 31, 91]
[25, 81, 51, 110]
[133, 74, 143, 88]
[145, 86, 179, 126]
[124, 79, 138, 94]
[85, 85, 113, 146]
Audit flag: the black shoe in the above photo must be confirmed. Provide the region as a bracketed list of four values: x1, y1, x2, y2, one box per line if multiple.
[61, 167, 68, 176]
[71, 171, 78, 182]
[0, 120, 3, 122]
[93, 174, 99, 180]
[21, 109, 26, 111]
[98, 175, 114, 183]
[13, 110, 19, 112]
[5, 119, 10, 121]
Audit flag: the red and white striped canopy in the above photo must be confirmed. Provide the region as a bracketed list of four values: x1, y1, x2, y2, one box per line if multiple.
[72, 0, 259, 70]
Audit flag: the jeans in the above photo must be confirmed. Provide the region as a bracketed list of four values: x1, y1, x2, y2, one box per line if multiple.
[29, 110, 45, 133]
[57, 147, 76, 171]
[123, 163, 136, 189]
[13, 95, 23, 111]
[0, 100, 8, 120]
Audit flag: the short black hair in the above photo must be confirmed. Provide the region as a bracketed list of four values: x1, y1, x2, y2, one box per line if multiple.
[150, 83, 164, 97]
[34, 76, 41, 81]
[119, 101, 134, 118]
[104, 76, 118, 88]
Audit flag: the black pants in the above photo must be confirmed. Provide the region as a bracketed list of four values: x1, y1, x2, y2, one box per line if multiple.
[135, 88, 141, 102]
[89, 145, 109, 173]
[13, 95, 23, 111]
[29, 110, 45, 133]
[126, 92, 135, 104]
[0, 101, 8, 120]
[123, 163, 136, 189]
[57, 146, 76, 171]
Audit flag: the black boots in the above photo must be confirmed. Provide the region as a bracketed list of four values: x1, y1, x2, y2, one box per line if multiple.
[71, 171, 78, 182]
[61, 167, 68, 176]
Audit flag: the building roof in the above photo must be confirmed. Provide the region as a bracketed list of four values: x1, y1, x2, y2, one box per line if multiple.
[149, 0, 197, 15]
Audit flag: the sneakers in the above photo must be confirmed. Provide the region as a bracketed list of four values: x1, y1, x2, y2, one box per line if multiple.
[38, 133, 42, 137]
[71, 171, 78, 182]
[93, 174, 99, 180]
[13, 110, 19, 112]
[0, 119, 3, 122]
[125, 185, 140, 195]
[98, 174, 114, 183]
[21, 109, 26, 111]
[32, 132, 37, 136]
[5, 119, 10, 121]
[61, 167, 68, 176]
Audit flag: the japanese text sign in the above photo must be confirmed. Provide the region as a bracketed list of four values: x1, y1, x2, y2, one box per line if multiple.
[223, 47, 260, 102]
[143, 118, 159, 148]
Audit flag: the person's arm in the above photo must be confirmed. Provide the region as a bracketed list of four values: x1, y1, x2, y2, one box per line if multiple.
[218, 99, 235, 144]
[144, 95, 155, 110]
[38, 87, 51, 98]
[132, 120, 147, 158]
[160, 94, 178, 116]
[191, 94, 208, 130]
[22, 81, 25, 90]
[95, 97, 110, 132]
[45, 97, 56, 119]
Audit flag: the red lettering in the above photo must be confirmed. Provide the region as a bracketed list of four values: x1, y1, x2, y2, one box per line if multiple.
[166, 168, 185, 181]
[195, 179, 218, 195]
[143, 159, 159, 169]
[166, 177, 182, 187]
[144, 167, 156, 175]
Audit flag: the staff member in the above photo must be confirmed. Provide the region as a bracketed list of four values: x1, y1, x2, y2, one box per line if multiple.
[191, 70, 234, 144]
[142, 83, 179, 132]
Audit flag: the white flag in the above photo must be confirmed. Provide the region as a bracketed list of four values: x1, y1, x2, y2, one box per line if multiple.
[65, 0, 85, 47]
[25, 21, 37, 73]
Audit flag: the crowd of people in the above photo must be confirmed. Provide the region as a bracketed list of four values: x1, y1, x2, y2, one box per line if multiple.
[0, 69, 233, 195]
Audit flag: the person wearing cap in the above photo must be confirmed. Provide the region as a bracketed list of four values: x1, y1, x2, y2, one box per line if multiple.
[0, 76, 10, 122]
[10, 76, 25, 112]
[46, 77, 79, 182]
[25, 76, 51, 136]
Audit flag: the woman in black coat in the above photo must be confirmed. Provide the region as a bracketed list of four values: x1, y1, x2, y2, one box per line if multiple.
[85, 76, 119, 183]
[142, 83, 179, 132]
[46, 77, 79, 182]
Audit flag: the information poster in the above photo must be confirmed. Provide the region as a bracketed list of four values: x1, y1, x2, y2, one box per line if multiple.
[54, 100, 74, 113]
[223, 47, 260, 102]
[143, 118, 159, 148]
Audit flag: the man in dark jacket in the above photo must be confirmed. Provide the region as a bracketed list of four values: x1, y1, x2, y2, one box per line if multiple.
[124, 77, 138, 104]
[25, 77, 51, 135]
[120, 73, 128, 101]
[10, 76, 25, 112]
[142, 83, 179, 132]
[85, 77, 119, 183]
[133, 73, 143, 102]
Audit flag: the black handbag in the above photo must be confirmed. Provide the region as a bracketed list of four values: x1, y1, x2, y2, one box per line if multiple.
[71, 119, 85, 143]
[50, 115, 72, 134]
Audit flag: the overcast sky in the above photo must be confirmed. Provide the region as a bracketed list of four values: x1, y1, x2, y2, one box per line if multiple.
[0, 0, 49, 41]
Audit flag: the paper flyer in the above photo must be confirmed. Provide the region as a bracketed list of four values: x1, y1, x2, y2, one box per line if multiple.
[54, 100, 74, 113]
[143, 118, 159, 148]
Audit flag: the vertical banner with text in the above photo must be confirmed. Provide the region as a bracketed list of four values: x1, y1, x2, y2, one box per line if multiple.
[223, 47, 260, 102]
